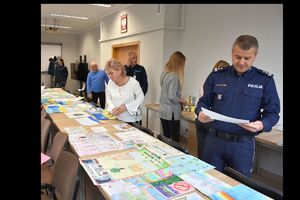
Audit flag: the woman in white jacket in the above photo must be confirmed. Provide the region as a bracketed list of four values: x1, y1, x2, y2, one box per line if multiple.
[105, 58, 144, 124]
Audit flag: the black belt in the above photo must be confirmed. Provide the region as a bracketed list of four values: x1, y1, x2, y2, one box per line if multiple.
[208, 127, 253, 142]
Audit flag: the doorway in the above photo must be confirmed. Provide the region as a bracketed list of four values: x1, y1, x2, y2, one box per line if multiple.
[112, 41, 140, 65]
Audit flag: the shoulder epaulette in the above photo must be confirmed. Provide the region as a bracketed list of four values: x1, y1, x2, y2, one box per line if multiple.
[213, 67, 229, 73]
[256, 68, 273, 77]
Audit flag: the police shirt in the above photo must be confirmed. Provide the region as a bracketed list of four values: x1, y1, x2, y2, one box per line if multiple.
[125, 64, 148, 95]
[195, 65, 280, 136]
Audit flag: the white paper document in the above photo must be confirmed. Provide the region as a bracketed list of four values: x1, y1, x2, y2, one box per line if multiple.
[201, 107, 249, 124]
[75, 117, 99, 126]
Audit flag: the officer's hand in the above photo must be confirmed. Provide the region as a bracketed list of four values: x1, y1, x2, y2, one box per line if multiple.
[198, 111, 213, 123]
[88, 93, 92, 99]
[239, 121, 264, 132]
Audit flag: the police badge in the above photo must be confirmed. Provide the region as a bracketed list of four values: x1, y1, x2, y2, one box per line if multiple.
[218, 94, 222, 100]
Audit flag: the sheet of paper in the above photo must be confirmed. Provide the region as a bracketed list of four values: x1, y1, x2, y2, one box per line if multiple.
[114, 130, 157, 144]
[166, 154, 215, 175]
[101, 177, 167, 199]
[64, 126, 88, 135]
[81, 147, 170, 182]
[145, 139, 184, 159]
[173, 192, 204, 200]
[112, 123, 137, 132]
[41, 153, 50, 164]
[210, 184, 272, 200]
[180, 171, 231, 197]
[68, 131, 136, 157]
[201, 107, 249, 124]
[64, 111, 90, 118]
[91, 126, 108, 133]
[75, 117, 99, 126]
[101, 168, 195, 199]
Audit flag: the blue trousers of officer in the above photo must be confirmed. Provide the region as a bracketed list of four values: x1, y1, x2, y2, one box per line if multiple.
[195, 118, 211, 159]
[202, 133, 255, 177]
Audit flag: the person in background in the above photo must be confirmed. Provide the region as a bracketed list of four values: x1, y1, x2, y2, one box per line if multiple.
[105, 58, 144, 124]
[195, 59, 230, 159]
[195, 35, 280, 177]
[213, 60, 230, 69]
[159, 51, 188, 142]
[124, 52, 148, 95]
[55, 58, 68, 88]
[47, 57, 55, 87]
[87, 61, 109, 109]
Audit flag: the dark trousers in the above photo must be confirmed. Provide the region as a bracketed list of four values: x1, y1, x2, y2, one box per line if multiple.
[195, 118, 211, 159]
[160, 114, 180, 142]
[91, 91, 106, 109]
[202, 132, 255, 177]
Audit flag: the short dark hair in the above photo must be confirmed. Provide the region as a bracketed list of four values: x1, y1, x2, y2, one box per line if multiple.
[233, 35, 258, 51]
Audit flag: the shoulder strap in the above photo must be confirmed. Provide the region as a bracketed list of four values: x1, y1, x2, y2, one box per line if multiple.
[256, 68, 273, 77]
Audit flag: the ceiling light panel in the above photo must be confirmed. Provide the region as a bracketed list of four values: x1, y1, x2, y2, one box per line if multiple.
[41, 24, 71, 29]
[50, 13, 89, 20]
[90, 4, 111, 7]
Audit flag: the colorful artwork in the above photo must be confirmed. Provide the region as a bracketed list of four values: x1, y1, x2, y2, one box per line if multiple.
[210, 184, 272, 200]
[166, 154, 215, 175]
[82, 147, 170, 182]
[101, 168, 195, 200]
[180, 171, 231, 197]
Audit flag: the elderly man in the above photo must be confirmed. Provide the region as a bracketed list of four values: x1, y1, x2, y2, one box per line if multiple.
[86, 61, 109, 109]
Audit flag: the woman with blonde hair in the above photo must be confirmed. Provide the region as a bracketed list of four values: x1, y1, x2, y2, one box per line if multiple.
[105, 58, 144, 124]
[213, 60, 230, 70]
[159, 51, 187, 142]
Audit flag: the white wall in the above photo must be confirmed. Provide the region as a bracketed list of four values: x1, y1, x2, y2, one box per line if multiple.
[41, 32, 79, 93]
[181, 4, 283, 125]
[100, 4, 164, 42]
[78, 27, 101, 68]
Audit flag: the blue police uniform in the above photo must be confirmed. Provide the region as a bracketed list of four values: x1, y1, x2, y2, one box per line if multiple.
[125, 64, 148, 95]
[195, 65, 280, 177]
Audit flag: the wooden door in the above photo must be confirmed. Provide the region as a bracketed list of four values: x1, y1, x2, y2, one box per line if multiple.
[112, 41, 140, 66]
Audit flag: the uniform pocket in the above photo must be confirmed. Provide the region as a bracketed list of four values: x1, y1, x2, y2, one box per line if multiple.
[242, 88, 263, 111]
[212, 86, 229, 109]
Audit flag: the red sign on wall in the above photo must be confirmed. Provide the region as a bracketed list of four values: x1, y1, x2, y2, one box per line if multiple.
[121, 14, 127, 33]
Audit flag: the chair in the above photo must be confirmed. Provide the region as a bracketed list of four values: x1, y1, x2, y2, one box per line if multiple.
[41, 151, 80, 200]
[41, 118, 51, 153]
[41, 108, 48, 121]
[41, 132, 68, 187]
[157, 134, 189, 154]
[127, 122, 157, 137]
[223, 167, 283, 200]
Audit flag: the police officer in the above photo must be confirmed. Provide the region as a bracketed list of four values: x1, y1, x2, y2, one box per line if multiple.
[124, 52, 148, 95]
[195, 35, 280, 177]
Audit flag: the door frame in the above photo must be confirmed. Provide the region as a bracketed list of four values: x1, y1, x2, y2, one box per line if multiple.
[112, 41, 140, 64]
